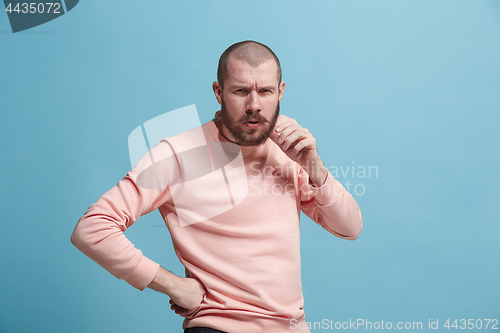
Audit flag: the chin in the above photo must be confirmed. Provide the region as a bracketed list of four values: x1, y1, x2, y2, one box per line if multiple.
[240, 133, 270, 146]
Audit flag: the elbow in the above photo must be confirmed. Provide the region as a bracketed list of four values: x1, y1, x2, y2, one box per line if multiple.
[70, 225, 83, 250]
[347, 230, 361, 241]
[350, 207, 363, 240]
[346, 214, 363, 241]
[329, 222, 362, 241]
[344, 229, 361, 241]
[322, 209, 363, 241]
[70, 220, 90, 252]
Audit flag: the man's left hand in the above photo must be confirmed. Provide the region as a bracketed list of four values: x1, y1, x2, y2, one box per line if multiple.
[269, 115, 328, 187]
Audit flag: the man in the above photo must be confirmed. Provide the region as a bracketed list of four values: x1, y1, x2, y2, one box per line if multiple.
[71, 41, 362, 333]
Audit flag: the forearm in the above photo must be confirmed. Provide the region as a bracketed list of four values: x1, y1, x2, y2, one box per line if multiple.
[71, 209, 160, 290]
[301, 168, 363, 240]
[71, 172, 168, 290]
[319, 178, 363, 240]
[147, 266, 180, 296]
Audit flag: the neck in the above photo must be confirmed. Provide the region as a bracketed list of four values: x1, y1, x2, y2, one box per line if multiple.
[213, 118, 239, 145]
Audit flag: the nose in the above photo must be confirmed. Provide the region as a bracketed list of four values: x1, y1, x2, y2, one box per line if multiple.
[246, 91, 261, 114]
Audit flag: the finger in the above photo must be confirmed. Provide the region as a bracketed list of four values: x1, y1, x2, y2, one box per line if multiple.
[278, 125, 309, 145]
[269, 129, 279, 143]
[171, 304, 189, 314]
[290, 137, 315, 156]
[274, 120, 296, 134]
[271, 118, 300, 144]
[276, 125, 300, 146]
[281, 130, 309, 151]
[286, 139, 302, 156]
[270, 126, 290, 144]
[279, 124, 308, 137]
[175, 307, 188, 315]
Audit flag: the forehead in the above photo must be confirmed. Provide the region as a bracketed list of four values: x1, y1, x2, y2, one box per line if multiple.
[225, 57, 280, 87]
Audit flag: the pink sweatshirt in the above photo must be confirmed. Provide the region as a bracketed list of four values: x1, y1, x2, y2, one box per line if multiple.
[71, 118, 362, 333]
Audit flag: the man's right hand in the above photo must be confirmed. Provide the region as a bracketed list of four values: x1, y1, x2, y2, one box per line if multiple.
[148, 267, 205, 317]
[168, 274, 205, 316]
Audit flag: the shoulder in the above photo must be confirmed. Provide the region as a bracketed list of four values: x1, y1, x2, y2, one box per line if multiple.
[157, 121, 212, 151]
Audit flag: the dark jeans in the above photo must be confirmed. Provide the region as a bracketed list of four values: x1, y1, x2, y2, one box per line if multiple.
[184, 327, 228, 333]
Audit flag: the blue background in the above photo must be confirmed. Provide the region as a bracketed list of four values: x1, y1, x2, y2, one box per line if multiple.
[1, 1, 499, 332]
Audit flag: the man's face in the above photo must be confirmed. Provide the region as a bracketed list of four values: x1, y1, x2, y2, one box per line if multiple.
[220, 96, 279, 146]
[213, 57, 285, 146]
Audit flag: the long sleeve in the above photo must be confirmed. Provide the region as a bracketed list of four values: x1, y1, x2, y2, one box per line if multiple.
[71, 140, 174, 290]
[299, 166, 363, 240]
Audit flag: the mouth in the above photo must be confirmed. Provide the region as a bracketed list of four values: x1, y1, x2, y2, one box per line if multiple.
[244, 120, 261, 128]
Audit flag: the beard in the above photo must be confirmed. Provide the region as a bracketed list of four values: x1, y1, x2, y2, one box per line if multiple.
[220, 97, 280, 146]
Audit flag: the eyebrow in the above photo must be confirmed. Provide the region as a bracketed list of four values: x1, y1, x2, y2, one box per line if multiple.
[230, 85, 276, 91]
[259, 86, 277, 91]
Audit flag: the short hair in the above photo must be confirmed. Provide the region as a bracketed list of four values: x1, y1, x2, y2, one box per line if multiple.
[217, 40, 282, 88]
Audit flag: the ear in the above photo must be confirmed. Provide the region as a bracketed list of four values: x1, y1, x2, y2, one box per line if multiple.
[213, 81, 223, 105]
[278, 81, 285, 103]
